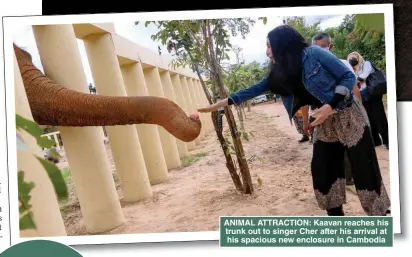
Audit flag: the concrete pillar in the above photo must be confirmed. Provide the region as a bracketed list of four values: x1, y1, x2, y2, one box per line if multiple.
[14, 51, 67, 238]
[82, 32, 154, 201]
[180, 76, 199, 146]
[32, 25, 125, 234]
[186, 78, 205, 141]
[143, 67, 182, 169]
[170, 73, 196, 151]
[159, 71, 189, 158]
[120, 62, 169, 183]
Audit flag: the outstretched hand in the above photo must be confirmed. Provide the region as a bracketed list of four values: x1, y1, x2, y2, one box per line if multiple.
[310, 104, 335, 127]
[198, 98, 228, 113]
[198, 104, 220, 113]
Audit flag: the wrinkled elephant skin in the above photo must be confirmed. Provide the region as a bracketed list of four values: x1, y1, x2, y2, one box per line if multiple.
[13, 44, 201, 143]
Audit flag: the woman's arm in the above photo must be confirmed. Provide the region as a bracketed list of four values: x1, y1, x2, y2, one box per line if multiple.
[228, 77, 270, 105]
[198, 77, 270, 113]
[311, 46, 356, 109]
[198, 98, 228, 113]
[352, 82, 362, 103]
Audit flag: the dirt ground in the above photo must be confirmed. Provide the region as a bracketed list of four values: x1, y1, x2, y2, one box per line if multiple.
[57, 100, 391, 236]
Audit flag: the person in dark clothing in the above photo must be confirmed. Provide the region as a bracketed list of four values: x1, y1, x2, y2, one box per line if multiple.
[347, 51, 389, 150]
[198, 25, 390, 216]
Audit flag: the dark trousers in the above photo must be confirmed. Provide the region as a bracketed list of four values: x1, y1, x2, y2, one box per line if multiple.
[312, 128, 390, 216]
[344, 150, 354, 185]
[363, 95, 389, 146]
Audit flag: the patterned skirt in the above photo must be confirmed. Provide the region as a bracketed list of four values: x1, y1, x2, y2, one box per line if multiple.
[310, 99, 390, 216]
[292, 115, 305, 136]
[292, 114, 314, 137]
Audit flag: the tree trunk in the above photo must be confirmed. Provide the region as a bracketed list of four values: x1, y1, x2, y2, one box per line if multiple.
[241, 103, 247, 119]
[204, 20, 254, 194]
[194, 65, 243, 192]
[222, 103, 253, 194]
[236, 106, 245, 132]
[211, 111, 243, 191]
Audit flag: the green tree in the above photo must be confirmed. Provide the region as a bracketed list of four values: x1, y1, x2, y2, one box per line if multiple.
[339, 14, 356, 33]
[224, 59, 267, 115]
[354, 13, 385, 33]
[332, 14, 386, 70]
[283, 14, 386, 71]
[136, 18, 267, 194]
[283, 16, 322, 43]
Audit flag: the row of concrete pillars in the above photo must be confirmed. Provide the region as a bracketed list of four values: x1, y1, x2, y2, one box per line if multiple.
[15, 24, 215, 237]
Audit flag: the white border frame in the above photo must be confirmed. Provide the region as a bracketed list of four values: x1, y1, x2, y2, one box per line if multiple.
[2, 3, 399, 247]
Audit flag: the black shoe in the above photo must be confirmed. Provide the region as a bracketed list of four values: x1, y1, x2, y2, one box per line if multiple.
[298, 135, 309, 143]
[327, 206, 345, 216]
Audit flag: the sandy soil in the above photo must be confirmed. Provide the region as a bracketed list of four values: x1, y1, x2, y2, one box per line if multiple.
[57, 101, 391, 236]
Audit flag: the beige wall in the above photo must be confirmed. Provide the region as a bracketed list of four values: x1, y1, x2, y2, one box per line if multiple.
[16, 22, 210, 237]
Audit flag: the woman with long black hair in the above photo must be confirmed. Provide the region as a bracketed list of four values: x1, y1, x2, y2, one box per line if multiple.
[198, 25, 390, 216]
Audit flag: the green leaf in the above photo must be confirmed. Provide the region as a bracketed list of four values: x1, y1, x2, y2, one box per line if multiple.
[145, 21, 151, 27]
[19, 212, 36, 230]
[16, 114, 42, 137]
[18, 170, 35, 207]
[36, 157, 68, 201]
[49, 147, 61, 158]
[263, 17, 268, 25]
[18, 170, 36, 230]
[18, 204, 27, 214]
[242, 132, 249, 141]
[16, 114, 55, 149]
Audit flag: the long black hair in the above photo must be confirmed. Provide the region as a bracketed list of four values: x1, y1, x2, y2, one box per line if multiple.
[266, 25, 310, 96]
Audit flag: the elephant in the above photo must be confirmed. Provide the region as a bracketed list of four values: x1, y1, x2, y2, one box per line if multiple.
[13, 44, 202, 142]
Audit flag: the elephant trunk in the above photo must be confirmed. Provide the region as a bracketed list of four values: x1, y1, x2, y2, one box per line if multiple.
[14, 44, 201, 142]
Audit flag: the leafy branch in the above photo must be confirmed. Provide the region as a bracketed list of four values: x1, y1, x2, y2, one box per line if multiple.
[16, 114, 68, 230]
[18, 170, 36, 230]
[135, 17, 268, 194]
